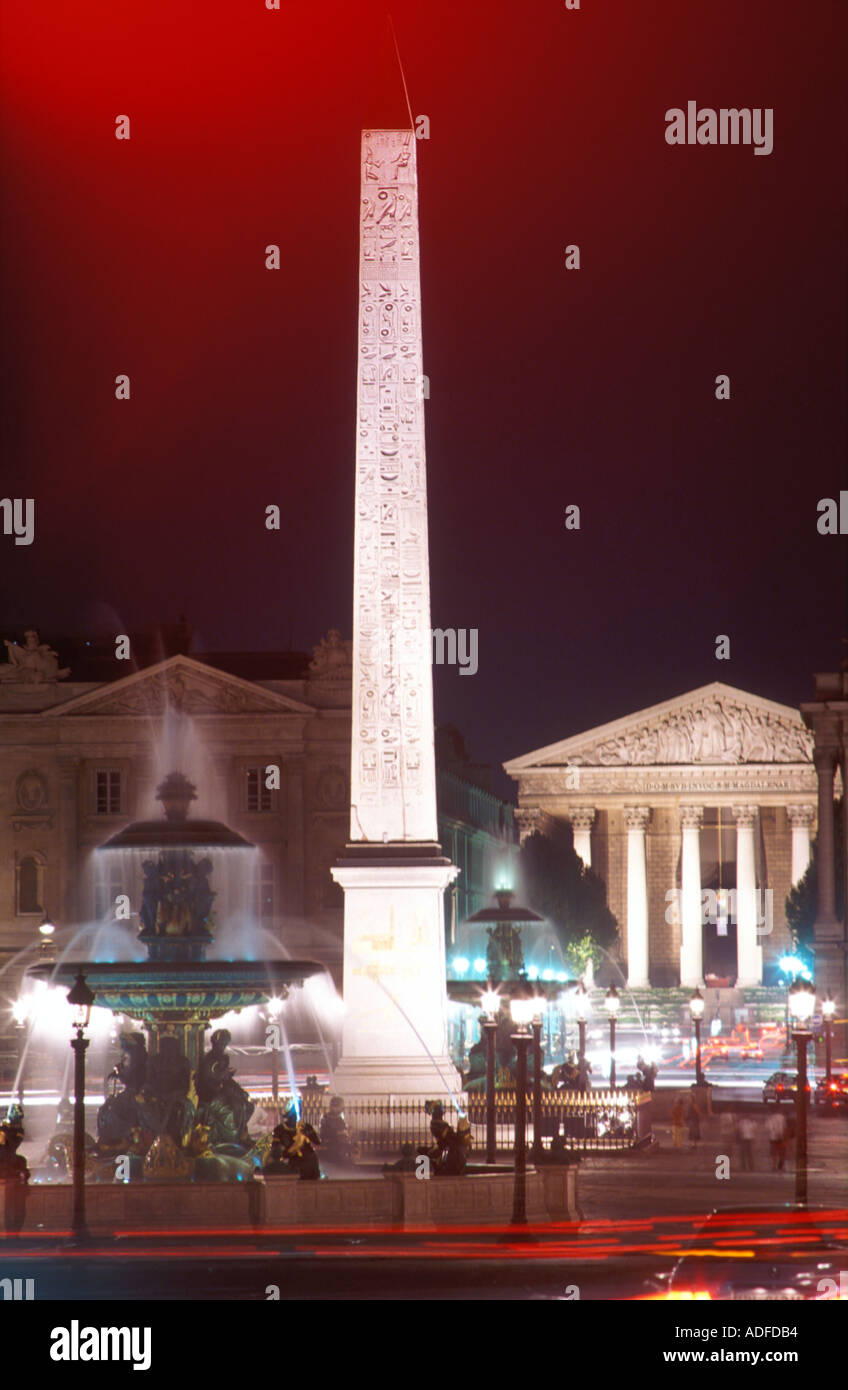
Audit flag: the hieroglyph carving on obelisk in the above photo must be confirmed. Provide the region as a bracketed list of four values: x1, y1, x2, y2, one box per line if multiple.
[351, 129, 438, 845]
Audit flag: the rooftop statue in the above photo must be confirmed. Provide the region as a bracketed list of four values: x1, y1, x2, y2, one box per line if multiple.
[309, 627, 352, 675]
[1, 629, 69, 683]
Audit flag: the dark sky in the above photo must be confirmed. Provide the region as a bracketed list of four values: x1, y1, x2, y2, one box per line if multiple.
[1, 0, 846, 784]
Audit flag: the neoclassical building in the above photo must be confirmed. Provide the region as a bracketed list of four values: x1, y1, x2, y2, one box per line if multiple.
[505, 683, 819, 988]
[0, 628, 515, 1008]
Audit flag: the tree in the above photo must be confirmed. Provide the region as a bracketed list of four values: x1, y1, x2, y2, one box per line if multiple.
[785, 799, 844, 961]
[519, 823, 618, 966]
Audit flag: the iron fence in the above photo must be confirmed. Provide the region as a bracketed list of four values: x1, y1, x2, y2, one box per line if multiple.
[250, 1086, 652, 1158]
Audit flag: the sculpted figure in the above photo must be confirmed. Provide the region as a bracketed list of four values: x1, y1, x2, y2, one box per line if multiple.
[195, 1029, 254, 1145]
[1, 629, 69, 683]
[190, 858, 215, 932]
[139, 861, 159, 935]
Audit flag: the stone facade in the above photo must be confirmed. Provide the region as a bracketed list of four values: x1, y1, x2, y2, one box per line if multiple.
[505, 682, 820, 988]
[0, 634, 515, 1003]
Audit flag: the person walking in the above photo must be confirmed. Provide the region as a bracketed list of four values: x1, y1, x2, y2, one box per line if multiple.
[719, 1109, 736, 1154]
[766, 1109, 788, 1171]
[738, 1113, 756, 1171]
[670, 1094, 686, 1149]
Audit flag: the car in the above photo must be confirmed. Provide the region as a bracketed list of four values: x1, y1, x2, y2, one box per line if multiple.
[815, 1072, 848, 1109]
[762, 1070, 810, 1104]
[666, 1204, 848, 1300]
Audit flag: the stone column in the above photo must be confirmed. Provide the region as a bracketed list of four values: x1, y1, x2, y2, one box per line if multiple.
[56, 756, 81, 928]
[624, 807, 651, 988]
[787, 804, 815, 886]
[514, 807, 554, 845]
[813, 749, 838, 930]
[285, 755, 306, 917]
[679, 806, 704, 988]
[570, 808, 595, 868]
[733, 805, 762, 986]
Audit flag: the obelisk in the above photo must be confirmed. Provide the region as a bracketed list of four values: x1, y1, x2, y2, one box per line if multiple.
[331, 129, 461, 1100]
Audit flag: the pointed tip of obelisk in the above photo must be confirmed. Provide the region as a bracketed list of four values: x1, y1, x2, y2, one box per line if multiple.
[359, 13, 414, 133]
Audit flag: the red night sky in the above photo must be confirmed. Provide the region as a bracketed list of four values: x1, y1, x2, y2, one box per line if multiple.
[1, 0, 845, 773]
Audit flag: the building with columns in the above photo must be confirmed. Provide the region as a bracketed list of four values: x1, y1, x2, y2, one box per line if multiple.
[505, 683, 818, 989]
[801, 666, 848, 1058]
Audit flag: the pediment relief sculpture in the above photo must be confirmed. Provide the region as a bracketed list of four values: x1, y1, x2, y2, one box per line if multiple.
[571, 696, 812, 767]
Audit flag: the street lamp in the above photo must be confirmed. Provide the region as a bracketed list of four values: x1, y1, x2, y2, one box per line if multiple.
[574, 981, 590, 1065]
[689, 988, 705, 1087]
[67, 970, 95, 1239]
[531, 1001, 545, 1163]
[788, 978, 816, 1206]
[822, 995, 836, 1086]
[604, 985, 620, 1088]
[509, 996, 535, 1225]
[480, 989, 500, 1164]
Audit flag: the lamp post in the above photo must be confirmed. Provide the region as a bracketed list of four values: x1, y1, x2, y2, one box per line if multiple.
[689, 988, 705, 1087]
[509, 997, 534, 1226]
[574, 981, 590, 1065]
[480, 989, 500, 1164]
[67, 971, 95, 1240]
[531, 1005, 544, 1163]
[822, 995, 835, 1086]
[604, 985, 620, 1088]
[788, 979, 815, 1206]
[38, 911, 56, 958]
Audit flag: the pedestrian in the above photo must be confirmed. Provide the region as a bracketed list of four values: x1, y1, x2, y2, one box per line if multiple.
[719, 1109, 736, 1153]
[766, 1109, 787, 1171]
[670, 1094, 686, 1149]
[686, 1093, 701, 1147]
[738, 1113, 756, 1171]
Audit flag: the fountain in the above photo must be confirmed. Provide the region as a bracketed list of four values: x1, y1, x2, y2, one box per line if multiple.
[26, 771, 323, 1180]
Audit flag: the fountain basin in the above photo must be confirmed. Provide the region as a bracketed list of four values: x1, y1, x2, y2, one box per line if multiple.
[28, 958, 323, 1022]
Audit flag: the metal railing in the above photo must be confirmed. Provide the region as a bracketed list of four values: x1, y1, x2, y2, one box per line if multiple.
[250, 1087, 652, 1157]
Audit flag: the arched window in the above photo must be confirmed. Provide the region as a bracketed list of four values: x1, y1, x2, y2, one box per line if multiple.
[17, 854, 44, 915]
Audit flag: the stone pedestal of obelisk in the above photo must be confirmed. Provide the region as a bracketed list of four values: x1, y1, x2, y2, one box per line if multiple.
[331, 129, 461, 1100]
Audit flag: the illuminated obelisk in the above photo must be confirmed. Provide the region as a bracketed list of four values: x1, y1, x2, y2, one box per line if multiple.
[331, 129, 461, 1099]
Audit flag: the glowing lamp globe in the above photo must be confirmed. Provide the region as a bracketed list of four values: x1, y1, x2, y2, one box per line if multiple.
[822, 996, 836, 1020]
[510, 997, 535, 1029]
[604, 985, 620, 1017]
[689, 989, 705, 1021]
[574, 982, 591, 1021]
[788, 979, 816, 1026]
[481, 990, 500, 1019]
[67, 971, 95, 1032]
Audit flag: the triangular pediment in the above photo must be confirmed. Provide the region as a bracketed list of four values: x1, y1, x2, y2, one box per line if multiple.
[505, 683, 813, 772]
[43, 655, 315, 718]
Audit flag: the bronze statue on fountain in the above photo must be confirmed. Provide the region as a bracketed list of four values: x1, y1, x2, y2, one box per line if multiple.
[97, 1026, 258, 1181]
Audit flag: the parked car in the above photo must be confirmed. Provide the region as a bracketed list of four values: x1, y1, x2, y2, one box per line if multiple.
[815, 1072, 848, 1109]
[763, 1070, 810, 1104]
